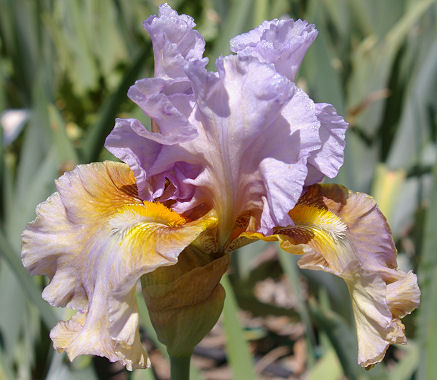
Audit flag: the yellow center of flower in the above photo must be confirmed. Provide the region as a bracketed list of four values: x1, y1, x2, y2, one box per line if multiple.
[121, 201, 186, 227]
[108, 201, 187, 244]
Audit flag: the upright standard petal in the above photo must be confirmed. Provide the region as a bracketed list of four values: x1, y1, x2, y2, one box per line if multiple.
[143, 3, 207, 79]
[183, 56, 314, 236]
[231, 18, 348, 184]
[106, 3, 208, 200]
[241, 184, 419, 368]
[110, 54, 324, 244]
[230, 18, 318, 81]
[107, 5, 348, 241]
[305, 103, 348, 185]
[21, 161, 216, 369]
[131, 2, 208, 134]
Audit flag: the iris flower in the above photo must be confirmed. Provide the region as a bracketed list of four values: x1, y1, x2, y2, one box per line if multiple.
[22, 3, 419, 373]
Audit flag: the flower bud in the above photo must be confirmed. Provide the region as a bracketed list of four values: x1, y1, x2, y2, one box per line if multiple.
[141, 247, 229, 357]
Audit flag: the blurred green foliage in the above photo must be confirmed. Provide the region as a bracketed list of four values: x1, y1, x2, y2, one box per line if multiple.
[1, 0, 436, 379]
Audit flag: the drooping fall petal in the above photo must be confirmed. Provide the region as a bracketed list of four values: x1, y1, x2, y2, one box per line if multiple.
[242, 184, 420, 368]
[21, 161, 216, 369]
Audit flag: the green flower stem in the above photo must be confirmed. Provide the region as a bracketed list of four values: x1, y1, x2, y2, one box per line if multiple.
[170, 355, 191, 380]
